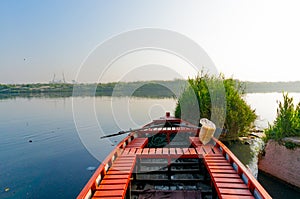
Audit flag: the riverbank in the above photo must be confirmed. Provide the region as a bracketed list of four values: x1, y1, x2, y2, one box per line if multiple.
[226, 136, 300, 198]
[0, 81, 184, 98]
[258, 139, 300, 188]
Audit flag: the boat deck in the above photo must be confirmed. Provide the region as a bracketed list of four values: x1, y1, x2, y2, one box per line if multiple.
[77, 115, 271, 199]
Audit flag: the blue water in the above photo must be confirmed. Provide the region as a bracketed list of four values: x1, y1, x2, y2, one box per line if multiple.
[0, 96, 176, 198]
[0, 95, 299, 198]
[0, 98, 99, 198]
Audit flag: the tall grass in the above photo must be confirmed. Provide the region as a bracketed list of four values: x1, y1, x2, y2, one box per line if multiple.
[265, 93, 300, 141]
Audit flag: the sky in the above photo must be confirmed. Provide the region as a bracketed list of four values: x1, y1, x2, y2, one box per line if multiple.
[1, 0, 300, 84]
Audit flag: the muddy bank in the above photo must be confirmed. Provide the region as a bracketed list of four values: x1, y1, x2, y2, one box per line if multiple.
[259, 140, 300, 188]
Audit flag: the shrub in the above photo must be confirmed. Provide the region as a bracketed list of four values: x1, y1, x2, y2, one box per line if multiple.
[265, 93, 300, 142]
[175, 73, 256, 140]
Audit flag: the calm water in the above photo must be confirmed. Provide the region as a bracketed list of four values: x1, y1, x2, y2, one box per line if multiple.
[1, 94, 300, 198]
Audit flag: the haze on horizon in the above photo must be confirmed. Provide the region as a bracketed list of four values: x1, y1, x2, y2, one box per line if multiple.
[1, 0, 300, 84]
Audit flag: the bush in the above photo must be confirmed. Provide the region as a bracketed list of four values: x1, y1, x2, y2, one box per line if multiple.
[175, 73, 256, 140]
[265, 93, 300, 142]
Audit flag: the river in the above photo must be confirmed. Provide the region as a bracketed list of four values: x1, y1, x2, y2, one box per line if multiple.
[0, 94, 299, 198]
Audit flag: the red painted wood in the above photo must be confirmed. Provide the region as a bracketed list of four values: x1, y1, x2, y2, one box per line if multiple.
[213, 146, 222, 154]
[170, 148, 176, 154]
[116, 157, 135, 161]
[106, 170, 132, 175]
[156, 148, 162, 154]
[100, 179, 128, 184]
[92, 196, 122, 199]
[216, 182, 248, 189]
[205, 156, 225, 160]
[77, 116, 271, 199]
[103, 174, 129, 179]
[221, 195, 255, 199]
[210, 169, 237, 173]
[195, 147, 206, 155]
[112, 162, 134, 166]
[219, 188, 252, 196]
[212, 137, 271, 199]
[175, 148, 182, 155]
[93, 189, 125, 197]
[189, 148, 196, 155]
[98, 184, 127, 190]
[149, 148, 155, 154]
[182, 148, 189, 154]
[214, 178, 244, 183]
[202, 145, 213, 154]
[211, 173, 240, 178]
[208, 166, 234, 170]
[205, 159, 228, 163]
[106, 170, 131, 175]
[136, 148, 142, 154]
[142, 148, 149, 154]
[206, 162, 231, 166]
[163, 148, 168, 154]
[126, 138, 148, 148]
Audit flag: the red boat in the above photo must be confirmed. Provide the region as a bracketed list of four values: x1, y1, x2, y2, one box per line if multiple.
[77, 113, 271, 199]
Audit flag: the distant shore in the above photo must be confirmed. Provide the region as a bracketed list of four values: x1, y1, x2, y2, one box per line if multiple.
[1, 80, 300, 99]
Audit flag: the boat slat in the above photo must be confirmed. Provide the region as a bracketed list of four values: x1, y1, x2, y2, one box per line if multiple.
[208, 166, 234, 170]
[109, 167, 133, 171]
[219, 188, 253, 196]
[156, 148, 162, 154]
[210, 169, 237, 173]
[102, 174, 129, 179]
[211, 173, 240, 178]
[206, 162, 231, 166]
[176, 148, 183, 155]
[163, 148, 168, 154]
[195, 147, 206, 155]
[112, 162, 133, 166]
[122, 148, 130, 155]
[189, 137, 202, 147]
[182, 148, 190, 154]
[205, 156, 225, 160]
[216, 182, 248, 189]
[202, 145, 213, 154]
[93, 189, 125, 197]
[214, 178, 244, 183]
[170, 148, 176, 154]
[129, 148, 137, 154]
[212, 146, 222, 154]
[220, 195, 255, 199]
[126, 138, 148, 148]
[115, 156, 135, 160]
[136, 148, 143, 154]
[189, 148, 197, 155]
[205, 159, 228, 163]
[149, 148, 156, 154]
[142, 148, 149, 154]
[98, 184, 127, 190]
[100, 179, 128, 185]
[92, 197, 122, 199]
[106, 170, 131, 175]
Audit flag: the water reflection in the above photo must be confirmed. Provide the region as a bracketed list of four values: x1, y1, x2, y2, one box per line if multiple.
[0, 96, 176, 198]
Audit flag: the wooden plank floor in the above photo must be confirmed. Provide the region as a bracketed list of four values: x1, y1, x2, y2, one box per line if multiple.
[92, 155, 136, 198]
[205, 154, 255, 199]
[189, 137, 255, 199]
[93, 136, 256, 199]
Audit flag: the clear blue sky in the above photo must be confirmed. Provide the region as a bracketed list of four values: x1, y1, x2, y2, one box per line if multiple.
[1, 0, 300, 83]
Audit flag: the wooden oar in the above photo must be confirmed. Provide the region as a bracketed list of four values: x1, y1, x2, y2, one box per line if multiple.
[100, 123, 165, 139]
[172, 123, 200, 129]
